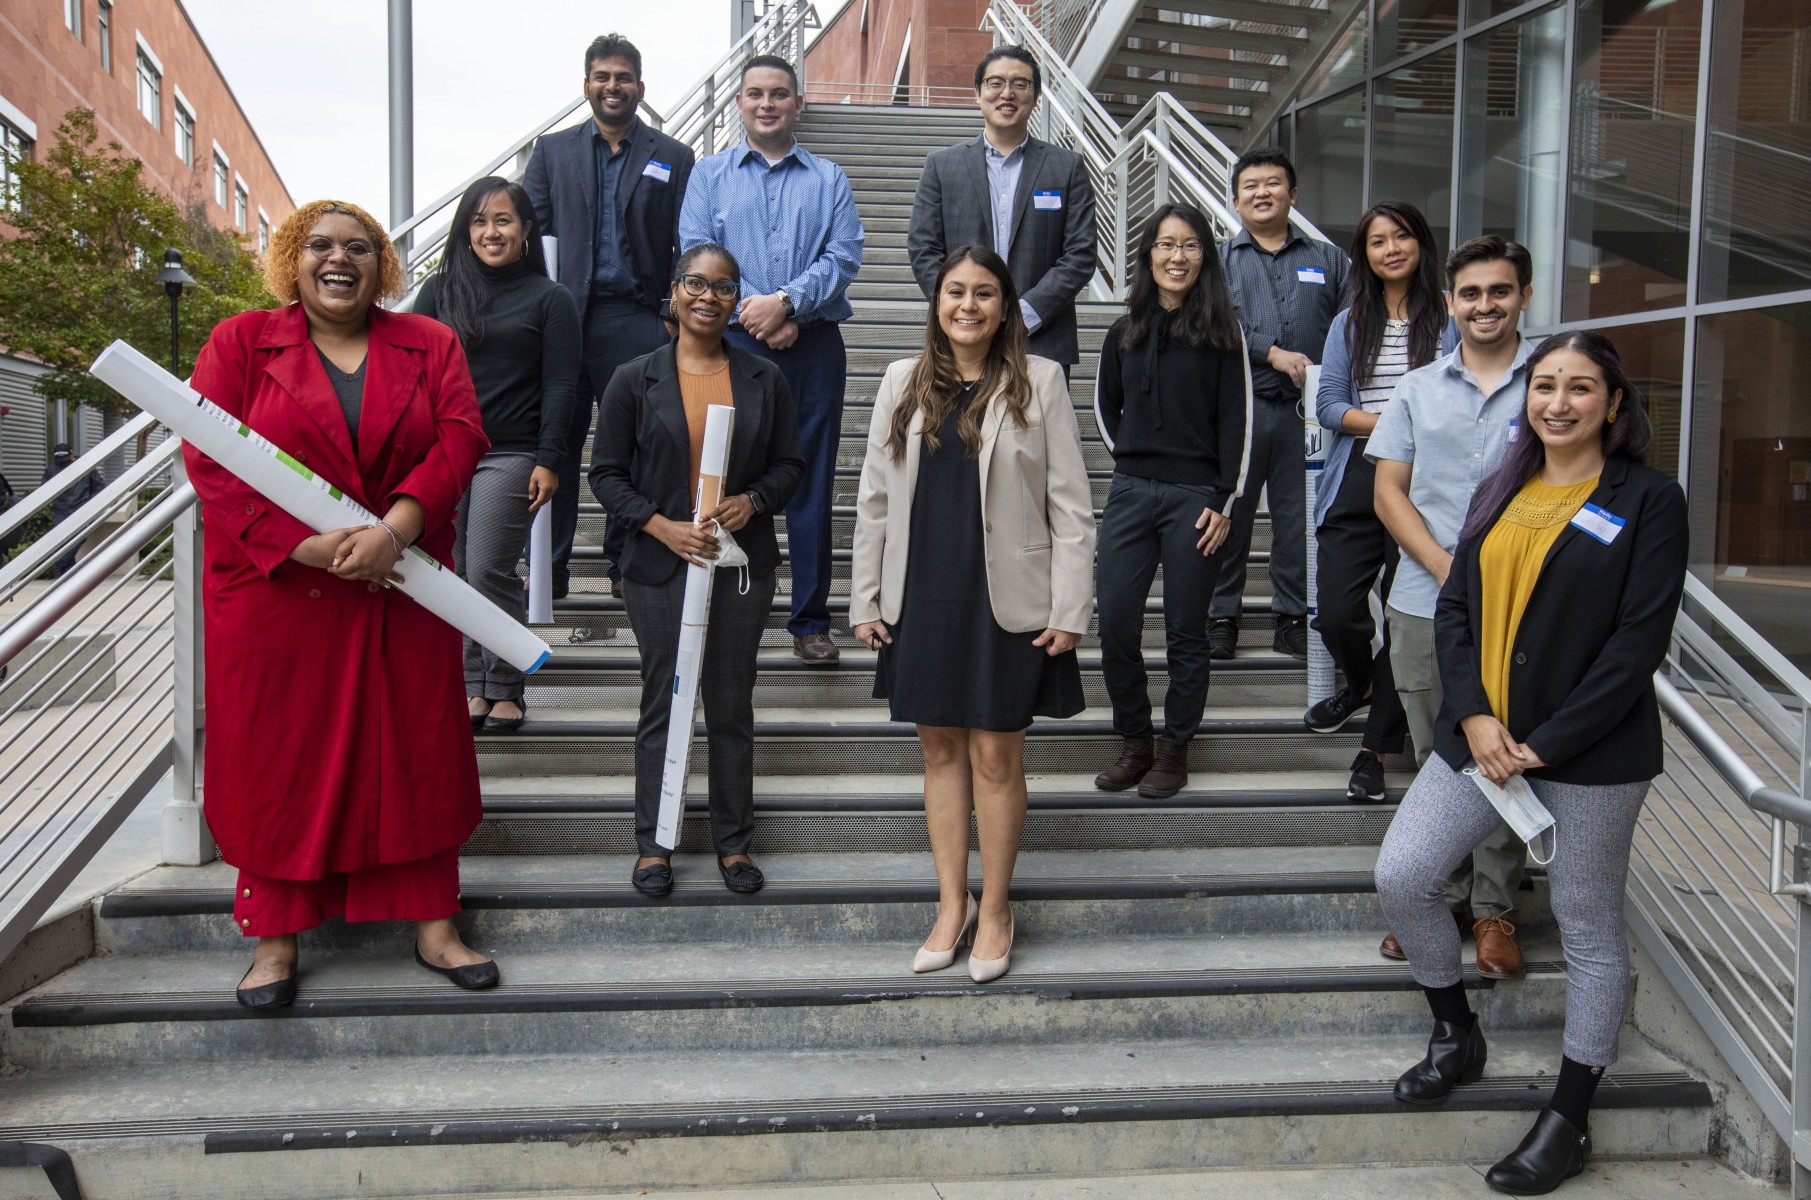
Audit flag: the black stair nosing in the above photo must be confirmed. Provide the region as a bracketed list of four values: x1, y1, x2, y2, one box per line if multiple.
[474, 716, 1348, 740]
[98, 869, 1384, 918]
[475, 792, 1401, 814]
[0, 1072, 1703, 1152]
[531, 650, 1300, 675]
[14, 962, 1533, 1028]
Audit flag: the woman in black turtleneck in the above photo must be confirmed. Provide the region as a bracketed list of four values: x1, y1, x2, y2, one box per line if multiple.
[414, 176, 579, 731]
[1090, 203, 1252, 800]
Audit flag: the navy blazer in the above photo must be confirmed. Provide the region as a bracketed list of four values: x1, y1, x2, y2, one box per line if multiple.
[907, 134, 1097, 366]
[589, 342, 805, 587]
[1433, 456, 1689, 785]
[522, 119, 695, 320]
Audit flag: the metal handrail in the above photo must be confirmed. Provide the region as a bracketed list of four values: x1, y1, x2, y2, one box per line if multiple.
[0, 412, 160, 546]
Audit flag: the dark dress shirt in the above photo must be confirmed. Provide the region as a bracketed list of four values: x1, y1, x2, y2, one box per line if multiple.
[1221, 227, 1349, 400]
[592, 124, 637, 300]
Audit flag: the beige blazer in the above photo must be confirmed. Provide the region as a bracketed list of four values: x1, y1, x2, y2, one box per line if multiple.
[849, 355, 1096, 635]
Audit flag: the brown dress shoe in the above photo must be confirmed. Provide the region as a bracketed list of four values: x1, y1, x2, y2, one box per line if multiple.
[793, 633, 840, 664]
[1094, 737, 1153, 791]
[1138, 738, 1189, 798]
[1380, 910, 1469, 961]
[1473, 915, 1525, 980]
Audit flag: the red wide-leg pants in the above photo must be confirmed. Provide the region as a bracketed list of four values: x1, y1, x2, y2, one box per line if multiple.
[231, 848, 461, 937]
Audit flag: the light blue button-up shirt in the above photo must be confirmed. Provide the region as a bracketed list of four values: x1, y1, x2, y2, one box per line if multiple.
[678, 139, 864, 325]
[1365, 336, 1536, 618]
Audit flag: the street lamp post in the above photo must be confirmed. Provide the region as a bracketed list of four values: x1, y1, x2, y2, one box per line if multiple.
[152, 249, 196, 377]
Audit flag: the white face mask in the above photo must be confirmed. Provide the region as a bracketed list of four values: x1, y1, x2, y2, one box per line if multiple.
[708, 522, 751, 595]
[1464, 767, 1557, 865]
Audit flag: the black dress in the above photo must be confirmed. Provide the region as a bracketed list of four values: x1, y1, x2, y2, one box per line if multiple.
[873, 388, 1085, 731]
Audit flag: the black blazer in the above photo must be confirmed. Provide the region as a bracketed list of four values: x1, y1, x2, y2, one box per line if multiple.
[907, 134, 1097, 366]
[522, 119, 695, 321]
[1433, 456, 1688, 785]
[589, 342, 804, 587]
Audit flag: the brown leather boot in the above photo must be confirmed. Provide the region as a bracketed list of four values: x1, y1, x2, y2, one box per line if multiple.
[1473, 915, 1525, 980]
[1094, 737, 1153, 791]
[1380, 910, 1469, 961]
[1138, 738, 1189, 799]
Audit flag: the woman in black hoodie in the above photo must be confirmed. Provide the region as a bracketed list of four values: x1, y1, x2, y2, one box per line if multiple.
[1091, 203, 1252, 798]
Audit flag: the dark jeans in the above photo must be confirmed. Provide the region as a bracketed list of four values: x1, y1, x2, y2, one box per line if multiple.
[727, 323, 845, 637]
[622, 568, 777, 857]
[555, 298, 669, 589]
[1313, 446, 1408, 754]
[1211, 392, 1306, 619]
[1096, 473, 1219, 744]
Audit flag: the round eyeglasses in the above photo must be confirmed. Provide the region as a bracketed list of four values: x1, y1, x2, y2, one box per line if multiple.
[303, 237, 375, 263]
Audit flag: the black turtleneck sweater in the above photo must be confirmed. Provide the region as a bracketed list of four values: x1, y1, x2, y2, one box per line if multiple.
[413, 259, 580, 470]
[1093, 312, 1251, 515]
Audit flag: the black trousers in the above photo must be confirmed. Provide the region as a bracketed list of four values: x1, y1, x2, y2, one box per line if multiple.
[622, 568, 777, 857]
[554, 299, 669, 589]
[1313, 445, 1407, 754]
[1095, 473, 1219, 744]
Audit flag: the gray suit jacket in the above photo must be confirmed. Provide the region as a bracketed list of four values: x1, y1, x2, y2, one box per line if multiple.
[906, 134, 1097, 366]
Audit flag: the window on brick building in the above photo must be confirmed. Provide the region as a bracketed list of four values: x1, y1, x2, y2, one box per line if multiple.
[98, 1, 111, 72]
[213, 150, 228, 207]
[234, 180, 247, 231]
[174, 93, 195, 168]
[1, 121, 31, 213]
[257, 211, 269, 254]
[65, 0, 82, 40]
[136, 46, 161, 129]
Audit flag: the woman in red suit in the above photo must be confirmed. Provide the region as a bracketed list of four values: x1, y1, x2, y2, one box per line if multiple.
[184, 199, 497, 1008]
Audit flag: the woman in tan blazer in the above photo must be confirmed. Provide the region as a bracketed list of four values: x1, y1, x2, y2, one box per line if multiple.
[851, 245, 1096, 984]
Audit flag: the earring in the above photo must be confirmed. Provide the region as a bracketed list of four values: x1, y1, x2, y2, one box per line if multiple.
[1607, 410, 1618, 424]
[520, 242, 529, 261]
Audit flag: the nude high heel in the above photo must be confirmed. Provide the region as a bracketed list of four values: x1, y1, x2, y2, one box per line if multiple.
[912, 892, 978, 973]
[967, 910, 1015, 984]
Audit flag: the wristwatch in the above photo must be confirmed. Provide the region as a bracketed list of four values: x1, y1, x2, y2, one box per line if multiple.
[746, 491, 768, 517]
[776, 289, 796, 319]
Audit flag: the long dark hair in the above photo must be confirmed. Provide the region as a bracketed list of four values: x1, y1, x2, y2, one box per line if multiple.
[1343, 201, 1444, 380]
[1122, 203, 1241, 353]
[886, 245, 1032, 462]
[432, 176, 546, 347]
[1460, 331, 1655, 540]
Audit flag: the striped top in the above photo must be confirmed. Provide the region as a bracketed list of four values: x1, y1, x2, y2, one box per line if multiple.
[1357, 319, 1413, 413]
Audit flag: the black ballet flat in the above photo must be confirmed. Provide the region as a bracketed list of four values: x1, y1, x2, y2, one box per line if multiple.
[414, 947, 500, 991]
[483, 699, 526, 733]
[235, 961, 297, 1010]
[717, 857, 765, 894]
[633, 860, 674, 897]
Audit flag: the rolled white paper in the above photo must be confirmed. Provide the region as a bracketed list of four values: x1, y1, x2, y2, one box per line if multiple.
[541, 236, 558, 283]
[89, 340, 552, 675]
[655, 403, 736, 850]
[527, 503, 553, 624]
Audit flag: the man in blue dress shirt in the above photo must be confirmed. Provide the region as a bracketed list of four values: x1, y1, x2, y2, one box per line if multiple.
[680, 54, 865, 664]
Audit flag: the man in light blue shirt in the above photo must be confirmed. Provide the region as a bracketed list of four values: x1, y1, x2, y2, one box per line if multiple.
[1367, 235, 1536, 977]
[679, 54, 864, 664]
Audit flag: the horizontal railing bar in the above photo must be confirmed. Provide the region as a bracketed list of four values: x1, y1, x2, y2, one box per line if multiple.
[0, 440, 182, 604]
[1682, 575, 1811, 710]
[0, 413, 161, 546]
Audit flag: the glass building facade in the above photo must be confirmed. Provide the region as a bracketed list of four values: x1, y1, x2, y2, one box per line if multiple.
[1278, 0, 1811, 667]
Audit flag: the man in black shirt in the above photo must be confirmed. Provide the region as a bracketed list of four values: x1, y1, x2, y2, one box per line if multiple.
[41, 442, 105, 576]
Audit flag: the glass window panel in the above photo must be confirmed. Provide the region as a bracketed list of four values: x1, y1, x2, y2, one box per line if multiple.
[1689, 302, 1811, 670]
[174, 105, 193, 168]
[1, 123, 31, 213]
[65, 0, 81, 39]
[1293, 89, 1368, 250]
[98, 1, 110, 72]
[1699, 0, 1811, 302]
[1562, 0, 1701, 322]
[1594, 318, 1685, 480]
[1376, 0, 1458, 64]
[136, 50, 160, 130]
[213, 153, 227, 207]
[1373, 49, 1457, 253]
[1457, 3, 1565, 328]
[1299, 6, 1368, 100]
[234, 183, 247, 231]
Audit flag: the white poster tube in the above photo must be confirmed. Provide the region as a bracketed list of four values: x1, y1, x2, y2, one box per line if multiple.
[1301, 364, 1335, 709]
[527, 504, 553, 624]
[540, 235, 558, 283]
[89, 340, 552, 675]
[654, 403, 736, 850]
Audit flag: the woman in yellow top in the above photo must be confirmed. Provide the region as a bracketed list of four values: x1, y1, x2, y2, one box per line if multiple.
[1373, 331, 1687, 1195]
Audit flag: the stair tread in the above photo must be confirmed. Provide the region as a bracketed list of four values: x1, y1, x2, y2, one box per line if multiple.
[475, 705, 1339, 733]
[0, 1031, 1706, 1143]
[473, 770, 1392, 801]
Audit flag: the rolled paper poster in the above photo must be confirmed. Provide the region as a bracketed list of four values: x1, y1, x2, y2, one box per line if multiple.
[527, 504, 553, 624]
[89, 340, 552, 674]
[655, 403, 736, 850]
[541, 236, 558, 283]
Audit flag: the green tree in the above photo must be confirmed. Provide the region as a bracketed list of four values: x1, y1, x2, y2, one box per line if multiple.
[0, 108, 272, 429]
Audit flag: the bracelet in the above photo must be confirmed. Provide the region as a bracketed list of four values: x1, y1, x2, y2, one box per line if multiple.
[376, 519, 408, 559]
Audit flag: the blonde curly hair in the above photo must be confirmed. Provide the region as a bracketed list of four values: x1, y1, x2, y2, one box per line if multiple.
[265, 199, 406, 304]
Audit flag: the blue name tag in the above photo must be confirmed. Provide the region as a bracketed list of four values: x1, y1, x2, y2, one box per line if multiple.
[1507, 417, 1521, 444]
[1297, 267, 1326, 284]
[643, 160, 672, 183]
[1033, 190, 1063, 211]
[1570, 502, 1626, 545]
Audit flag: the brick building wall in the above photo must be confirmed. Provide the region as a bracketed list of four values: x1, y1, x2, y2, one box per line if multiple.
[807, 0, 995, 107]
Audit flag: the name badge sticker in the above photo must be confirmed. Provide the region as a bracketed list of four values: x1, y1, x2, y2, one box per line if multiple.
[1507, 417, 1521, 444]
[1297, 267, 1326, 285]
[643, 160, 673, 183]
[1570, 502, 1626, 545]
[1033, 190, 1063, 211]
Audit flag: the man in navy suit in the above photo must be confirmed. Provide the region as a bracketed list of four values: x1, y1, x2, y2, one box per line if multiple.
[524, 33, 694, 597]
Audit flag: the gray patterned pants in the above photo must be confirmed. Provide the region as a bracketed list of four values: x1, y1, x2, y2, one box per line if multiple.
[452, 451, 537, 702]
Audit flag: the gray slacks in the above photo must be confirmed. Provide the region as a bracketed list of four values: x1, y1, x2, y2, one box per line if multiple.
[1387, 603, 1525, 916]
[452, 451, 536, 702]
[622, 568, 778, 857]
[1211, 392, 1305, 619]
[1375, 753, 1650, 1066]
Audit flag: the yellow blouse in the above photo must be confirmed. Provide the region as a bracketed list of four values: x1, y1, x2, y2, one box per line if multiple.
[1477, 474, 1600, 723]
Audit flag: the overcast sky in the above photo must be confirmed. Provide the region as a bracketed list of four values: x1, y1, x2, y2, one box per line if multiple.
[182, 0, 849, 235]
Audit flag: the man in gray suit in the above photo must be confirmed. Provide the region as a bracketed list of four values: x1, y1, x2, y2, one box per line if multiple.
[907, 46, 1097, 371]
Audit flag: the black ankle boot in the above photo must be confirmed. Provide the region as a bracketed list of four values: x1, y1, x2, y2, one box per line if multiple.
[1393, 1018, 1487, 1104]
[1484, 1107, 1590, 1195]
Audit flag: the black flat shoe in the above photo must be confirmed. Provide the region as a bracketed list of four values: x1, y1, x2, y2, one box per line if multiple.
[483, 699, 526, 733]
[718, 857, 764, 894]
[235, 961, 297, 1010]
[633, 860, 673, 897]
[1485, 1108, 1590, 1194]
[414, 947, 500, 991]
[1394, 1017, 1488, 1104]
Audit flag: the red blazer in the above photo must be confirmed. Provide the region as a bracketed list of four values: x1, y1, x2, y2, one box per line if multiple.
[184, 304, 489, 879]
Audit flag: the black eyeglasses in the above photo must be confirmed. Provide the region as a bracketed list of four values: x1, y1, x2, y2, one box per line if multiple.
[676, 274, 739, 300]
[303, 237, 375, 262]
